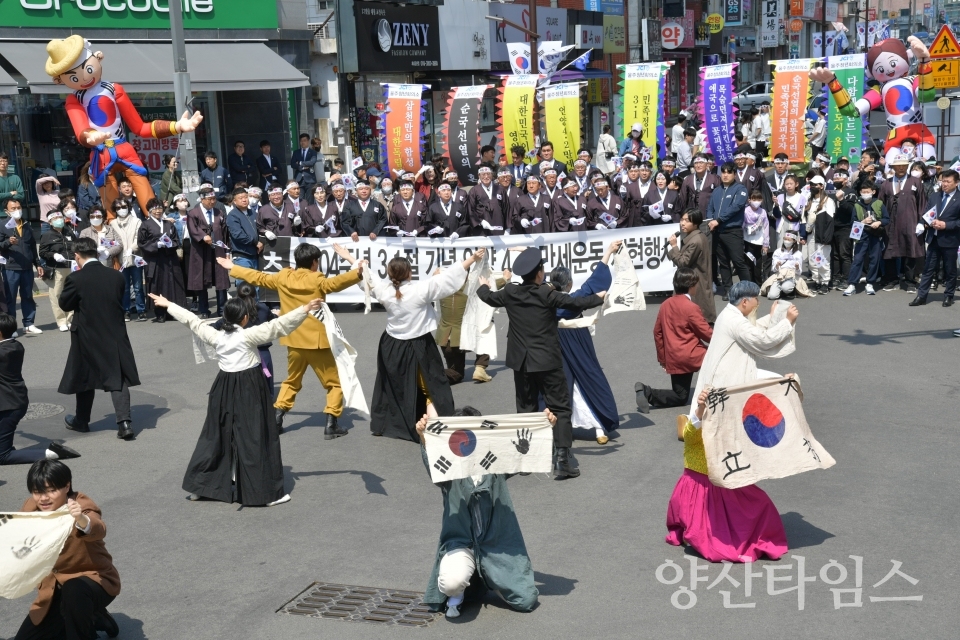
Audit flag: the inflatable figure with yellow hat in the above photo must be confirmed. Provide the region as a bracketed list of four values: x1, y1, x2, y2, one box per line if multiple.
[45, 35, 203, 217]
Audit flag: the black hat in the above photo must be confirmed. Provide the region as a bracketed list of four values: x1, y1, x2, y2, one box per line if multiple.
[513, 247, 544, 278]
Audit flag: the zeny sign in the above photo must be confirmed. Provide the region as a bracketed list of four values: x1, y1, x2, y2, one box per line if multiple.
[355, 1, 440, 72]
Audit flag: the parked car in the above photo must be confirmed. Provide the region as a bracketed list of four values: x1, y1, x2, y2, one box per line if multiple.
[733, 81, 772, 112]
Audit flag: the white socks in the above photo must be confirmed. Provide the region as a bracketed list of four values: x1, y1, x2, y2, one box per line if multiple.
[267, 494, 291, 507]
[446, 594, 463, 618]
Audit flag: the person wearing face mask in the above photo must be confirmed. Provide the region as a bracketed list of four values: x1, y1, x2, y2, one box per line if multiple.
[0, 199, 44, 334]
[79, 205, 123, 271]
[879, 153, 926, 293]
[619, 122, 649, 158]
[843, 180, 889, 296]
[801, 176, 835, 294]
[137, 198, 187, 322]
[830, 171, 856, 289]
[742, 189, 770, 284]
[108, 198, 146, 322]
[442, 171, 466, 208]
[375, 177, 395, 211]
[761, 232, 814, 300]
[39, 206, 80, 331]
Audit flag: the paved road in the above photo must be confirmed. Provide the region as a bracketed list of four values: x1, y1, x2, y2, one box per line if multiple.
[1, 283, 957, 639]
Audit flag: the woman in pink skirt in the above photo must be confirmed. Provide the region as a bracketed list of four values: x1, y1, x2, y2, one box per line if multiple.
[665, 388, 788, 562]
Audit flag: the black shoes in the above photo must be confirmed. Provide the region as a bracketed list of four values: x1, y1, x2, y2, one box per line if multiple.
[635, 382, 651, 414]
[275, 408, 287, 434]
[198, 313, 210, 319]
[136, 313, 148, 322]
[555, 447, 580, 478]
[944, 298, 955, 308]
[48, 441, 81, 460]
[908, 296, 927, 307]
[117, 421, 135, 440]
[94, 608, 119, 638]
[64, 415, 89, 433]
[324, 414, 348, 440]
[151, 315, 165, 323]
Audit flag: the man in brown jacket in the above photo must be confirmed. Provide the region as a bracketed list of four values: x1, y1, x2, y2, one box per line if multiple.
[218, 243, 364, 437]
[15, 460, 121, 639]
[666, 208, 717, 324]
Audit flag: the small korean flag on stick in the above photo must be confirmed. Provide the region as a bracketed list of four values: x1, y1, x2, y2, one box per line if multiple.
[849, 221, 864, 240]
[921, 206, 937, 226]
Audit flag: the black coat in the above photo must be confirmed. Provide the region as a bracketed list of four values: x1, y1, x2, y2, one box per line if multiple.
[39, 227, 80, 269]
[424, 199, 470, 237]
[477, 282, 603, 372]
[466, 183, 507, 235]
[57, 261, 140, 394]
[0, 219, 40, 271]
[343, 199, 387, 237]
[0, 339, 28, 411]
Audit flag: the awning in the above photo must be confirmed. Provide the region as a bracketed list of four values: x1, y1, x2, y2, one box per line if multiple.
[0, 65, 17, 95]
[489, 69, 613, 81]
[0, 42, 309, 94]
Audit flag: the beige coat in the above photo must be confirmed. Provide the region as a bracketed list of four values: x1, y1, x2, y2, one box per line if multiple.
[109, 215, 142, 269]
[667, 228, 716, 323]
[80, 224, 123, 269]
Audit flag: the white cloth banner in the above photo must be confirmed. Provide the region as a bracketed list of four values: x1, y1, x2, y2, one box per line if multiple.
[603, 245, 646, 315]
[460, 251, 499, 360]
[0, 508, 74, 599]
[316, 302, 369, 415]
[424, 413, 554, 483]
[259, 225, 679, 304]
[700, 377, 835, 489]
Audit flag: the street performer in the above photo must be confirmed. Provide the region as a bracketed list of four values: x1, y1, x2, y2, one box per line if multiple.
[44, 36, 203, 215]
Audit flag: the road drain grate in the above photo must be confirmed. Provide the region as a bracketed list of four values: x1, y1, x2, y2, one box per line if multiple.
[277, 582, 442, 627]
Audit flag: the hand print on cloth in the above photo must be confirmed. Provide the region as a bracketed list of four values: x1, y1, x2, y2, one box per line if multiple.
[0, 508, 75, 599]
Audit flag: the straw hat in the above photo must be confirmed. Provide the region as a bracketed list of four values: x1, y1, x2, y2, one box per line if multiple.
[45, 35, 89, 77]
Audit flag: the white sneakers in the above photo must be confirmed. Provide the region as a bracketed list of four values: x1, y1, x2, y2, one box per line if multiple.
[23, 325, 42, 335]
[266, 494, 291, 507]
[445, 594, 463, 618]
[865, 284, 876, 295]
[59, 325, 69, 332]
[843, 284, 855, 296]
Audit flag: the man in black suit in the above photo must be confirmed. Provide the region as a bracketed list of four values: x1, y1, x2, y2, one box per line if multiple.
[59, 238, 141, 440]
[227, 140, 254, 187]
[528, 141, 568, 178]
[342, 181, 386, 241]
[256, 139, 281, 190]
[476, 248, 606, 478]
[910, 168, 960, 307]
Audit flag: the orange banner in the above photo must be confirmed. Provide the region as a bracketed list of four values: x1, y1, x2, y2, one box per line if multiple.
[382, 84, 428, 175]
[770, 59, 814, 163]
[789, 0, 802, 16]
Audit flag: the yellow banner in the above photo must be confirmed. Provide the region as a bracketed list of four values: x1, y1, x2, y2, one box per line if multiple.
[544, 83, 581, 169]
[499, 75, 539, 162]
[621, 63, 667, 166]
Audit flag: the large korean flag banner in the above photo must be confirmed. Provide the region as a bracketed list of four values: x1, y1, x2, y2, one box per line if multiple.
[826, 54, 865, 164]
[619, 63, 669, 165]
[770, 59, 817, 163]
[0, 509, 74, 599]
[699, 64, 739, 164]
[424, 413, 554, 483]
[381, 83, 429, 176]
[700, 377, 836, 490]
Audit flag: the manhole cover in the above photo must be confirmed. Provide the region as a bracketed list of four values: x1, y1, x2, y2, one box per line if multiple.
[278, 582, 441, 627]
[22, 403, 65, 421]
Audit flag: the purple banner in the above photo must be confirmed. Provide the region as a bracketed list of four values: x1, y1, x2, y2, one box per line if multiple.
[699, 64, 739, 164]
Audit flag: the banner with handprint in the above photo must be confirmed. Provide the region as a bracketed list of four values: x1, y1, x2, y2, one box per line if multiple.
[423, 413, 553, 483]
[0, 508, 74, 599]
[603, 243, 646, 315]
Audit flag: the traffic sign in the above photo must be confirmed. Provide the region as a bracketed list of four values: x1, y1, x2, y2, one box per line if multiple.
[931, 59, 960, 89]
[930, 25, 960, 59]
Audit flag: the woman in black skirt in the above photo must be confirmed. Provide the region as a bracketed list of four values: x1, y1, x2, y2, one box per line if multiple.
[369, 249, 485, 441]
[137, 198, 187, 323]
[149, 292, 322, 506]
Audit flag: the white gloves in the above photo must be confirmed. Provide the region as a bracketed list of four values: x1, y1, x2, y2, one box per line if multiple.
[569, 217, 585, 226]
[595, 223, 607, 230]
[157, 241, 166, 248]
[265, 230, 277, 241]
[316, 225, 325, 234]
[293, 215, 302, 226]
[520, 218, 531, 229]
[481, 219, 493, 230]
[450, 232, 459, 240]
[410, 229, 418, 236]
[427, 227, 444, 235]
[916, 223, 925, 236]
[607, 221, 617, 229]
[53, 253, 65, 263]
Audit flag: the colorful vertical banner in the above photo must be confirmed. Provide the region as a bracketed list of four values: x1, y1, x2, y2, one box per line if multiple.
[699, 63, 739, 164]
[619, 62, 670, 165]
[380, 84, 429, 176]
[443, 85, 490, 186]
[826, 54, 865, 163]
[770, 59, 816, 163]
[543, 83, 582, 169]
[498, 75, 539, 163]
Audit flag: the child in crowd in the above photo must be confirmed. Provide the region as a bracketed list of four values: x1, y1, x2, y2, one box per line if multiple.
[743, 188, 769, 284]
[763, 232, 810, 300]
[843, 179, 889, 296]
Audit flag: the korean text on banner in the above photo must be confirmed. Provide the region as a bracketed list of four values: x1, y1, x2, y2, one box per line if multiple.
[499, 75, 540, 165]
[544, 83, 582, 169]
[444, 85, 489, 187]
[770, 59, 815, 163]
[700, 377, 836, 489]
[381, 84, 428, 176]
[826, 54, 865, 163]
[699, 64, 739, 163]
[256, 225, 680, 304]
[620, 63, 669, 166]
[761, 0, 783, 48]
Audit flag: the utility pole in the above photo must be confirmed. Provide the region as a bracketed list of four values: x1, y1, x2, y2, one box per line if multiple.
[529, 0, 538, 76]
[169, 0, 200, 205]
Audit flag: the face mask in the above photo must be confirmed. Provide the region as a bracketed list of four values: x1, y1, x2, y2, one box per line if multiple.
[749, 201, 762, 209]
[9, 210, 21, 220]
[382, 186, 393, 194]
[784, 240, 795, 248]
[89, 216, 103, 226]
[911, 170, 923, 178]
[52, 218, 65, 229]
[833, 182, 844, 190]
[810, 185, 821, 193]
[861, 193, 873, 202]
[811, 162, 820, 169]
[117, 208, 130, 218]
[176, 201, 189, 210]
[63, 208, 77, 217]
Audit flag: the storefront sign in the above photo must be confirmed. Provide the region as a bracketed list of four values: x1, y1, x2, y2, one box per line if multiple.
[603, 15, 626, 53]
[498, 75, 538, 164]
[585, 0, 625, 16]
[658, 9, 694, 48]
[707, 13, 725, 33]
[661, 23, 685, 50]
[356, 2, 440, 73]
[543, 83, 581, 169]
[380, 84, 429, 175]
[127, 106, 178, 174]
[2, 0, 276, 29]
[587, 78, 603, 103]
[575, 25, 604, 49]
[641, 19, 663, 61]
[726, 0, 743, 26]
[761, 0, 782, 48]
[620, 62, 669, 165]
[699, 63, 738, 163]
[489, 5, 567, 62]
[770, 58, 815, 163]
[443, 85, 488, 187]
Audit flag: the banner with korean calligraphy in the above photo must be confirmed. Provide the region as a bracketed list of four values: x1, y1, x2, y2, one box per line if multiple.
[543, 83, 582, 169]
[380, 84, 429, 176]
[619, 62, 670, 166]
[760, 0, 782, 48]
[826, 54, 865, 164]
[698, 63, 738, 164]
[770, 59, 816, 162]
[443, 85, 489, 187]
[499, 75, 539, 164]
